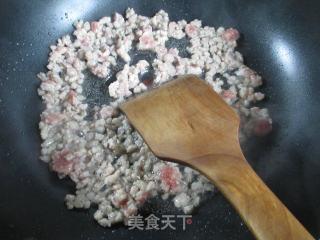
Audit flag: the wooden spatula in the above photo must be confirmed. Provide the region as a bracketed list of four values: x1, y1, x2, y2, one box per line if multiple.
[120, 75, 314, 240]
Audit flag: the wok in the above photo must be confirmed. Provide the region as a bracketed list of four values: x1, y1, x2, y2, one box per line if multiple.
[0, 0, 320, 239]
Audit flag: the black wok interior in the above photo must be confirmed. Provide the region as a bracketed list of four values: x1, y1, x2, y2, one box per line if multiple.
[1, 0, 320, 239]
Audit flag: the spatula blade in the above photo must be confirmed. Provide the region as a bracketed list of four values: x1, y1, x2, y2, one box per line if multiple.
[120, 75, 240, 162]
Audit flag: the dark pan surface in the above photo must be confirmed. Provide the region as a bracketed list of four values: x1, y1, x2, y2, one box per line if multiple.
[1, 0, 320, 239]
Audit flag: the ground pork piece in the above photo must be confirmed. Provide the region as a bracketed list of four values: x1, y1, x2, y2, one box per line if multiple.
[222, 28, 240, 41]
[91, 21, 100, 33]
[41, 111, 65, 125]
[108, 60, 149, 98]
[168, 21, 185, 39]
[116, 36, 133, 62]
[99, 106, 116, 119]
[90, 63, 110, 78]
[39, 80, 57, 93]
[173, 192, 190, 208]
[136, 191, 149, 204]
[65, 90, 77, 105]
[113, 13, 125, 28]
[253, 119, 272, 136]
[153, 59, 176, 84]
[222, 89, 236, 103]
[150, 10, 169, 30]
[137, 32, 155, 50]
[51, 150, 78, 175]
[186, 64, 203, 75]
[221, 85, 238, 105]
[133, 82, 148, 93]
[185, 24, 197, 37]
[159, 164, 181, 191]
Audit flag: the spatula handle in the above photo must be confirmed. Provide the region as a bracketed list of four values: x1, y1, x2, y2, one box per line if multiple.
[194, 154, 315, 240]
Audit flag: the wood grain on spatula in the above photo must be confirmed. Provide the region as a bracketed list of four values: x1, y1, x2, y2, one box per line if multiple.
[120, 75, 314, 240]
